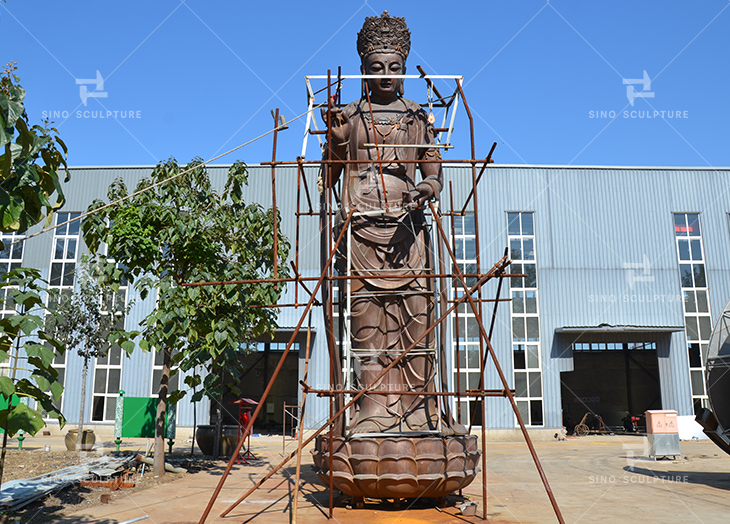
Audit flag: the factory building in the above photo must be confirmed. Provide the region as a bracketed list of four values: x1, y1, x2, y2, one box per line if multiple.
[5, 163, 729, 438]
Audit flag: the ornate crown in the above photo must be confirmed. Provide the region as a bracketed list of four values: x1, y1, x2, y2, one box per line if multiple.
[357, 11, 411, 60]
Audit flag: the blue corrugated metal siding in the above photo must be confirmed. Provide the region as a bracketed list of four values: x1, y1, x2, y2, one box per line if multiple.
[473, 166, 730, 425]
[273, 271, 329, 430]
[11, 164, 730, 430]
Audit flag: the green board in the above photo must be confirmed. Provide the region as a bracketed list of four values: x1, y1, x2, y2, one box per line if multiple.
[0, 394, 20, 410]
[116, 396, 176, 439]
[0, 395, 20, 434]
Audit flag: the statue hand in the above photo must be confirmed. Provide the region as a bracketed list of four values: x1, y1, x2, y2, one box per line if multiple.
[320, 95, 350, 145]
[415, 182, 436, 206]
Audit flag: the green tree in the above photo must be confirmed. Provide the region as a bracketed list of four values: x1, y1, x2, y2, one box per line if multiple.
[0, 62, 68, 234]
[48, 256, 138, 451]
[0, 61, 69, 486]
[82, 158, 289, 475]
[0, 268, 65, 485]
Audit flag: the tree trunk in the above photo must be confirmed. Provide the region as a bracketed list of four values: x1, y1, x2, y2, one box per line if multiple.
[153, 348, 171, 477]
[212, 404, 221, 458]
[191, 368, 196, 456]
[76, 357, 88, 451]
[0, 411, 9, 487]
[0, 336, 21, 486]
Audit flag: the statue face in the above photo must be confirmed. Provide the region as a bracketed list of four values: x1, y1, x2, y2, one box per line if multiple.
[361, 52, 405, 101]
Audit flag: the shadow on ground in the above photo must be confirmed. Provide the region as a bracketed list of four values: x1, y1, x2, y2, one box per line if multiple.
[625, 465, 730, 491]
[224, 464, 479, 524]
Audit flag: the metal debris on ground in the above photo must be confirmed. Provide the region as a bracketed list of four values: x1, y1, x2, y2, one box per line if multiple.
[118, 516, 149, 524]
[0, 455, 135, 510]
[80, 469, 136, 491]
[134, 454, 186, 474]
[459, 501, 478, 516]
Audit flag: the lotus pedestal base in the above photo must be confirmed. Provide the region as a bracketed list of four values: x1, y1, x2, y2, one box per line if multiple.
[312, 434, 480, 500]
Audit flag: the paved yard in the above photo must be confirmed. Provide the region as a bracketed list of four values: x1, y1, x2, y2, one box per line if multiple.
[18, 433, 729, 524]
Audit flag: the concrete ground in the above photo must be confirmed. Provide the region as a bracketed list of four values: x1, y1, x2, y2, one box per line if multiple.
[9, 432, 730, 523]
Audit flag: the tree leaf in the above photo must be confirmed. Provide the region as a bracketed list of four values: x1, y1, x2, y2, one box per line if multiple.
[25, 344, 55, 368]
[168, 389, 186, 405]
[0, 376, 15, 398]
[0, 402, 46, 437]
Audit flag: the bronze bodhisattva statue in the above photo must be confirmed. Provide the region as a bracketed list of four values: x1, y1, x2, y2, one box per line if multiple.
[313, 11, 479, 502]
[321, 11, 466, 437]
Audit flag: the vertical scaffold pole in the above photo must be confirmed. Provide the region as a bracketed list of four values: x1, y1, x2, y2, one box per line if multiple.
[272, 108, 280, 284]
[292, 313, 313, 524]
[326, 69, 335, 520]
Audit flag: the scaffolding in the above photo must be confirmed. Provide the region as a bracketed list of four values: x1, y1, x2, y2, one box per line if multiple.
[191, 71, 566, 524]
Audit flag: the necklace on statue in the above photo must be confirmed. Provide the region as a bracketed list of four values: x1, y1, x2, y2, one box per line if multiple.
[374, 120, 397, 137]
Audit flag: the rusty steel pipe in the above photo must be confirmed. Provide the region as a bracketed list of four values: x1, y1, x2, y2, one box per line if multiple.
[449, 181, 462, 422]
[181, 272, 508, 287]
[468, 260, 507, 435]
[415, 65, 448, 105]
[219, 264, 505, 518]
[298, 157, 314, 214]
[249, 303, 321, 309]
[437, 196, 452, 426]
[302, 387, 514, 397]
[325, 69, 335, 519]
[461, 142, 497, 216]
[292, 314, 313, 524]
[429, 202, 565, 524]
[260, 158, 484, 165]
[294, 158, 302, 306]
[455, 81, 488, 520]
[364, 79, 390, 212]
[271, 108, 280, 283]
[197, 208, 355, 524]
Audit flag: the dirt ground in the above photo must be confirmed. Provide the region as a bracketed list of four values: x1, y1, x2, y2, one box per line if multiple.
[1, 448, 211, 524]
[4, 434, 730, 524]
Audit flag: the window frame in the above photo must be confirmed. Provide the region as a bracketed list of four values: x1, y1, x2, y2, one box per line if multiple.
[673, 212, 711, 412]
[507, 211, 544, 427]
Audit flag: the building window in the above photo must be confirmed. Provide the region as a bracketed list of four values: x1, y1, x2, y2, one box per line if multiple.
[674, 213, 712, 414]
[253, 342, 299, 351]
[44, 213, 81, 416]
[572, 342, 657, 351]
[92, 346, 122, 421]
[0, 233, 24, 322]
[91, 284, 128, 422]
[50, 212, 81, 289]
[449, 212, 481, 426]
[0, 234, 25, 378]
[508, 212, 543, 427]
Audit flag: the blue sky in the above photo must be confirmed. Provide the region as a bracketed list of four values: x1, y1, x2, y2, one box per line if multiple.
[3, 1, 729, 167]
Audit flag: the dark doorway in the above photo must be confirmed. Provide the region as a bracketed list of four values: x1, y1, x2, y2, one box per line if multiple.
[561, 341, 662, 429]
[215, 337, 302, 433]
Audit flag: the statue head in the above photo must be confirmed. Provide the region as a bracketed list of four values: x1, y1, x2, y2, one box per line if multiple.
[357, 11, 411, 100]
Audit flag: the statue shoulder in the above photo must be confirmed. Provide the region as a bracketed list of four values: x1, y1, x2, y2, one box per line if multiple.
[399, 98, 430, 123]
[400, 97, 425, 113]
[342, 100, 362, 118]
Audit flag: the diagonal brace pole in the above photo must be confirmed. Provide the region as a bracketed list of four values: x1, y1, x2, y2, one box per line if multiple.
[219, 262, 505, 518]
[429, 201, 565, 524]
[197, 208, 355, 524]
[469, 246, 508, 435]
